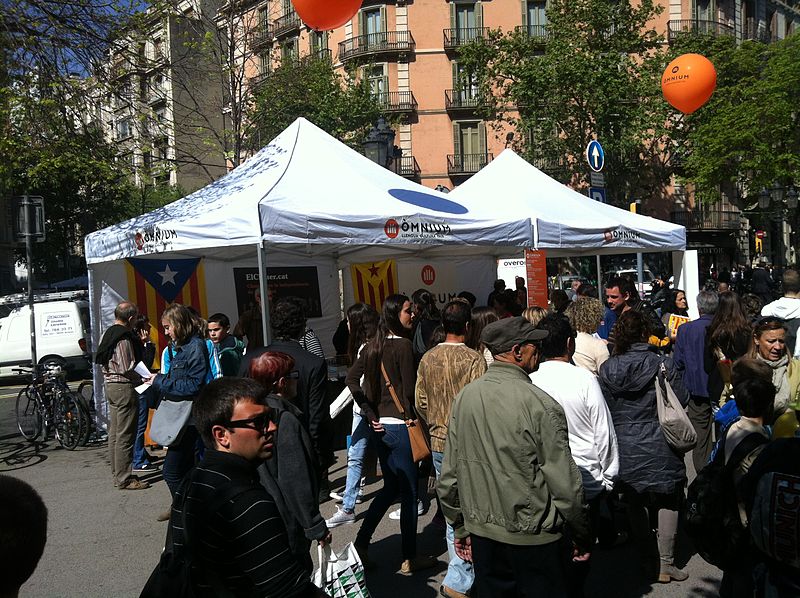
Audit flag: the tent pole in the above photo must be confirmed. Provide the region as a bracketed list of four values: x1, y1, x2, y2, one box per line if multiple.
[596, 255, 603, 300]
[257, 241, 272, 346]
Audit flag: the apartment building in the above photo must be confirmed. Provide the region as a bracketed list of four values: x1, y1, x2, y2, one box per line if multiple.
[98, 0, 228, 194]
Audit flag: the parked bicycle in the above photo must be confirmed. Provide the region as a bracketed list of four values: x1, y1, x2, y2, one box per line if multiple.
[15, 365, 91, 450]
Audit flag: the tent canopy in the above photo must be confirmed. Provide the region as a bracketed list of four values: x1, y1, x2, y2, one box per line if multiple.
[85, 118, 534, 266]
[449, 150, 686, 257]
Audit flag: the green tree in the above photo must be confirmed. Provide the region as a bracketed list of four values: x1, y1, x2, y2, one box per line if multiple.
[0, 75, 139, 282]
[248, 55, 385, 150]
[677, 33, 800, 205]
[458, 0, 669, 207]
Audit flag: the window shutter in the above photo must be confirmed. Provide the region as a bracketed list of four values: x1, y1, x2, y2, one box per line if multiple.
[450, 2, 456, 30]
[453, 122, 462, 157]
[452, 61, 459, 88]
[358, 10, 363, 37]
[380, 5, 387, 32]
[521, 0, 528, 28]
[476, 2, 483, 30]
[479, 122, 487, 157]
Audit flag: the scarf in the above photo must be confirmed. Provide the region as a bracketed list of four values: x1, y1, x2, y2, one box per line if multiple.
[756, 353, 790, 415]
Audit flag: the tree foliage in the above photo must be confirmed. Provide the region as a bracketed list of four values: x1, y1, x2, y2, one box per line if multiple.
[248, 56, 385, 149]
[0, 74, 138, 281]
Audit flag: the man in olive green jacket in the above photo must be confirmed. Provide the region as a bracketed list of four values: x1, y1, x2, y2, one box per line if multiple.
[438, 317, 592, 597]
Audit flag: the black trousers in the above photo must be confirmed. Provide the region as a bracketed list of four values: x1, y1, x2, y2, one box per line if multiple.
[687, 394, 714, 473]
[471, 534, 567, 598]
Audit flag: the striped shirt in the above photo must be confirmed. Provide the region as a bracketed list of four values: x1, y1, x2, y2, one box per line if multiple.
[170, 450, 316, 598]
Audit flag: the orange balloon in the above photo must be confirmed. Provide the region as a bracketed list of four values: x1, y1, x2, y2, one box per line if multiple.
[292, 0, 363, 31]
[661, 53, 717, 114]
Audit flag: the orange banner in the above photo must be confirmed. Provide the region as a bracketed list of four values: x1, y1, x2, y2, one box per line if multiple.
[525, 249, 549, 309]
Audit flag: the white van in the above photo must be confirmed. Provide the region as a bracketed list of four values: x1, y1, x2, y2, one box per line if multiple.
[0, 292, 91, 378]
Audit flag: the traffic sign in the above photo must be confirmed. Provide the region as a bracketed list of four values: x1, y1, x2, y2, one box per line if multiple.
[586, 140, 605, 172]
[755, 230, 766, 239]
[588, 187, 606, 203]
[589, 171, 605, 187]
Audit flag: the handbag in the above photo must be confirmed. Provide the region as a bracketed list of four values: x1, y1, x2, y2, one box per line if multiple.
[655, 361, 697, 453]
[150, 399, 193, 447]
[380, 362, 431, 463]
[313, 543, 370, 598]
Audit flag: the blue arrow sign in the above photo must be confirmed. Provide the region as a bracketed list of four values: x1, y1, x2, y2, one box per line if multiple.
[586, 140, 605, 172]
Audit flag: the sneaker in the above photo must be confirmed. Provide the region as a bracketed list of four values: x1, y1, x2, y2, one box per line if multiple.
[658, 564, 689, 583]
[389, 500, 425, 520]
[329, 490, 364, 504]
[133, 463, 159, 473]
[119, 478, 150, 490]
[156, 509, 172, 522]
[326, 506, 355, 528]
[400, 555, 438, 575]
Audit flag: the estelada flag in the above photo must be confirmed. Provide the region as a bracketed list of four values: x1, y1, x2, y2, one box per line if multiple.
[126, 257, 208, 370]
[351, 259, 398, 311]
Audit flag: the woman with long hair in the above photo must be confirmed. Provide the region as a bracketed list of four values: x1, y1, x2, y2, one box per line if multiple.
[249, 351, 330, 575]
[749, 317, 800, 420]
[149, 304, 210, 497]
[345, 294, 436, 573]
[327, 303, 380, 527]
[705, 292, 752, 403]
[411, 288, 440, 362]
[466, 306, 500, 366]
[598, 310, 689, 584]
[661, 289, 690, 342]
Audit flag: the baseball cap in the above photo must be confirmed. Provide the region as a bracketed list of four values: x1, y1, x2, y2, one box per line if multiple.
[480, 316, 549, 355]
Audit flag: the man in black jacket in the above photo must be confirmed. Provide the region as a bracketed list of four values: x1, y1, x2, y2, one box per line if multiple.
[239, 298, 332, 498]
[605, 276, 665, 343]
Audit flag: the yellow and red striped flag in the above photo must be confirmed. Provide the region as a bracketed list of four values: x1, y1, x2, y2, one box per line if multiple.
[351, 259, 398, 311]
[125, 257, 208, 370]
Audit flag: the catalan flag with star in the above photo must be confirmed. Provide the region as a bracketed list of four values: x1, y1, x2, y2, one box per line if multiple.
[126, 257, 207, 369]
[350, 259, 398, 311]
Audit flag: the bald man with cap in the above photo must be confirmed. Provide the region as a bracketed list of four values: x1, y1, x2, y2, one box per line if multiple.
[437, 317, 591, 598]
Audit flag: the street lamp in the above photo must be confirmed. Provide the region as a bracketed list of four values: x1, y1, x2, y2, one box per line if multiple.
[758, 187, 771, 209]
[363, 116, 401, 172]
[770, 182, 785, 204]
[787, 186, 798, 210]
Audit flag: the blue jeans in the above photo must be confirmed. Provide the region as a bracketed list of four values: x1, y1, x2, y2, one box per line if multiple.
[163, 425, 199, 496]
[356, 423, 418, 559]
[433, 450, 475, 594]
[133, 387, 156, 468]
[342, 411, 371, 512]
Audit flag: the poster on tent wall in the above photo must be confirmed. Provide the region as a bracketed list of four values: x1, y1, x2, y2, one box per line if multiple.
[126, 257, 207, 371]
[350, 259, 399, 311]
[525, 250, 549, 309]
[232, 267, 322, 319]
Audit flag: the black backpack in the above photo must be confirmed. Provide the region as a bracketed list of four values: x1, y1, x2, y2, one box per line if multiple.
[139, 476, 254, 598]
[684, 429, 768, 568]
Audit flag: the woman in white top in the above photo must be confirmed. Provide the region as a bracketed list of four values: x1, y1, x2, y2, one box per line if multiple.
[566, 297, 610, 375]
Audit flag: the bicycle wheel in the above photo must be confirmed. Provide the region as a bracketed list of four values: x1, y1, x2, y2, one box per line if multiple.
[53, 392, 84, 450]
[16, 387, 42, 441]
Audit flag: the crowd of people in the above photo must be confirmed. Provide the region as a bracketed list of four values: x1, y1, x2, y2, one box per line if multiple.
[7, 269, 800, 598]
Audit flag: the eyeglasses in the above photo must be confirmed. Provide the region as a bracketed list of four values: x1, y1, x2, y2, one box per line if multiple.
[226, 412, 274, 432]
[285, 370, 300, 380]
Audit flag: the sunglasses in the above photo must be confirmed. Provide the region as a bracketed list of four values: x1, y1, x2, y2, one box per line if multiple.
[226, 411, 275, 432]
[285, 370, 300, 380]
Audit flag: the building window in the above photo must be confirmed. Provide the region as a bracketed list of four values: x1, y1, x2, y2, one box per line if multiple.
[362, 8, 383, 36]
[151, 37, 164, 61]
[116, 118, 132, 140]
[695, 0, 713, 21]
[454, 2, 477, 30]
[258, 51, 271, 74]
[281, 38, 298, 62]
[452, 120, 488, 172]
[258, 7, 269, 32]
[310, 31, 328, 54]
[526, 1, 547, 32]
[452, 61, 478, 100]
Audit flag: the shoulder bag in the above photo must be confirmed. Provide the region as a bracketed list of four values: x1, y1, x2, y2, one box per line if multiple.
[380, 362, 431, 463]
[714, 347, 734, 407]
[149, 344, 196, 447]
[655, 360, 697, 453]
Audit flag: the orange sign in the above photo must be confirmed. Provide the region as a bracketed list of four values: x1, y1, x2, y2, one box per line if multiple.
[525, 249, 549, 309]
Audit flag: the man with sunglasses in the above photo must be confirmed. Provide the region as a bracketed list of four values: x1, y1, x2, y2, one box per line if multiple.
[152, 377, 328, 597]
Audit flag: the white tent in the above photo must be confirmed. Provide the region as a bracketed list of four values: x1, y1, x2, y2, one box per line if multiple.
[449, 149, 686, 257]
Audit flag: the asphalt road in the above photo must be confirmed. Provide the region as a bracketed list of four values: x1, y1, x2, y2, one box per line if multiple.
[0, 381, 722, 598]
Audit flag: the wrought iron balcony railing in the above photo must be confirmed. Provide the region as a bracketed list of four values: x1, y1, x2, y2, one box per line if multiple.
[668, 19, 735, 42]
[447, 153, 493, 175]
[338, 30, 415, 62]
[514, 24, 549, 41]
[250, 26, 273, 48]
[274, 10, 301, 37]
[670, 209, 742, 231]
[375, 91, 417, 113]
[398, 155, 420, 179]
[445, 88, 482, 110]
[443, 27, 490, 49]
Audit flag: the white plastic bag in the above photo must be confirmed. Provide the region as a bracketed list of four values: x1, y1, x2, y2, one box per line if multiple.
[329, 387, 353, 419]
[313, 543, 370, 598]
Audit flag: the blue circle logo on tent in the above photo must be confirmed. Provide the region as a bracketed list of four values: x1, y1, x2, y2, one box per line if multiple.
[388, 189, 468, 215]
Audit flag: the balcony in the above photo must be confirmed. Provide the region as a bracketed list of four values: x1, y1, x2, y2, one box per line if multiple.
[338, 31, 415, 62]
[447, 153, 493, 176]
[249, 71, 271, 89]
[250, 26, 273, 49]
[375, 91, 417, 113]
[514, 24, 549, 42]
[445, 88, 482, 111]
[274, 10, 301, 37]
[398, 155, 420, 180]
[443, 27, 490, 50]
[668, 19, 735, 42]
[303, 48, 332, 63]
[670, 209, 741, 232]
[743, 22, 773, 43]
[148, 87, 168, 105]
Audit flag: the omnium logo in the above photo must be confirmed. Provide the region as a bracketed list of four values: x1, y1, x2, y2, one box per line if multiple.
[603, 228, 641, 242]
